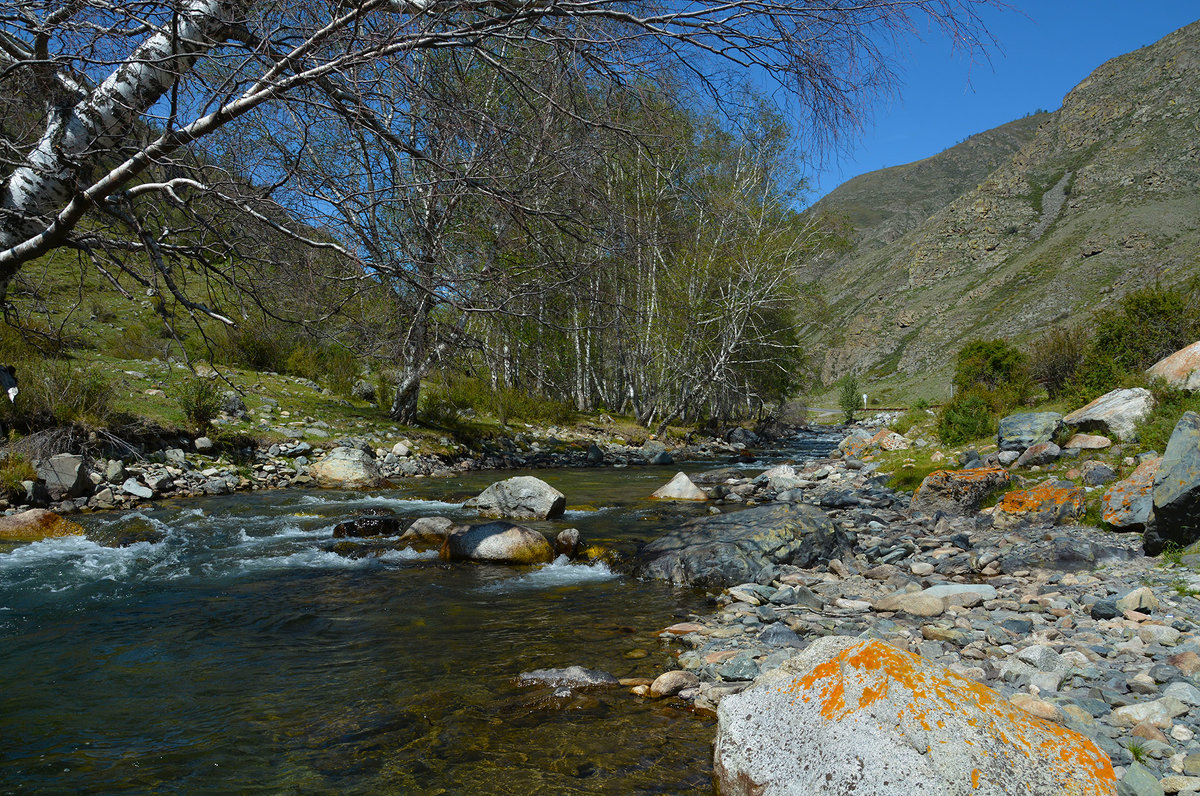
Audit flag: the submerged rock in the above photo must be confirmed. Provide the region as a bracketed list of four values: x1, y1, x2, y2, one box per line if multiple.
[440, 521, 554, 564]
[333, 509, 402, 538]
[638, 502, 849, 588]
[517, 666, 618, 688]
[0, 509, 83, 541]
[463, 475, 566, 520]
[714, 637, 1115, 796]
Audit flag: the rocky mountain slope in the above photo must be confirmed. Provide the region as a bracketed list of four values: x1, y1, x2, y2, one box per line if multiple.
[806, 20, 1200, 403]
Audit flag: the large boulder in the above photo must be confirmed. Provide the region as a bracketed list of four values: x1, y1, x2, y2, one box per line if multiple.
[309, 447, 382, 489]
[910, 467, 1012, 517]
[440, 521, 554, 564]
[1145, 412, 1200, 556]
[35, 453, 92, 500]
[1102, 457, 1161, 530]
[1147, 340, 1200, 391]
[992, 480, 1084, 530]
[638, 502, 850, 588]
[463, 475, 566, 519]
[649, 472, 708, 501]
[0, 509, 83, 541]
[997, 412, 1063, 452]
[714, 637, 1115, 796]
[1063, 387, 1155, 441]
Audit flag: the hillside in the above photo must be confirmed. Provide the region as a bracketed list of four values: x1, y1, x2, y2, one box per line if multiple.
[806, 19, 1200, 404]
[810, 113, 1047, 255]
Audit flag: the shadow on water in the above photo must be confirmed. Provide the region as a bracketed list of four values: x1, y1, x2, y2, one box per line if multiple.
[0, 431, 837, 793]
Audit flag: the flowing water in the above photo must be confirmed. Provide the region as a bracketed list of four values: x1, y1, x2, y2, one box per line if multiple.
[0, 431, 839, 794]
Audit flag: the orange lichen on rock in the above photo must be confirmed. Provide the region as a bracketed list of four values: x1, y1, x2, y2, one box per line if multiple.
[993, 481, 1084, 529]
[773, 640, 1115, 795]
[912, 467, 1013, 516]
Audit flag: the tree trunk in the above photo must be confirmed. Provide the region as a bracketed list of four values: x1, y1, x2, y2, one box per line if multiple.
[390, 377, 421, 424]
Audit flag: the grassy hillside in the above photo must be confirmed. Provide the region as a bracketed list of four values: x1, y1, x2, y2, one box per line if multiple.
[805, 20, 1200, 407]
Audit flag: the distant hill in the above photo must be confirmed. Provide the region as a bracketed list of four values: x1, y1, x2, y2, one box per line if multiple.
[805, 19, 1200, 404]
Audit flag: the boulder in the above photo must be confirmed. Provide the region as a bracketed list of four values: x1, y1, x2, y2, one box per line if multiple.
[639, 502, 850, 588]
[649, 472, 708, 501]
[910, 467, 1012, 517]
[555, 527, 581, 557]
[463, 475, 566, 519]
[870, 428, 909, 451]
[714, 637, 1115, 796]
[0, 509, 83, 541]
[333, 510, 402, 538]
[309, 447, 382, 489]
[998, 412, 1063, 452]
[650, 670, 699, 698]
[1147, 340, 1200, 391]
[121, 477, 154, 499]
[1145, 411, 1200, 555]
[35, 453, 92, 500]
[220, 390, 248, 417]
[440, 521, 554, 564]
[993, 480, 1085, 530]
[400, 516, 460, 546]
[839, 428, 873, 458]
[755, 465, 806, 493]
[1065, 433, 1112, 450]
[1102, 457, 1161, 530]
[1063, 388, 1155, 441]
[1015, 441, 1061, 467]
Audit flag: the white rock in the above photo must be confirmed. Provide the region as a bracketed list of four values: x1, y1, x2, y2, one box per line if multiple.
[649, 472, 708, 501]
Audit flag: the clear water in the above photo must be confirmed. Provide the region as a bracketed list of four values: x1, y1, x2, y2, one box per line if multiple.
[0, 433, 837, 793]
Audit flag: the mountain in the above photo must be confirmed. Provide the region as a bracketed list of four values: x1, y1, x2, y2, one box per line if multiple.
[805, 20, 1200, 404]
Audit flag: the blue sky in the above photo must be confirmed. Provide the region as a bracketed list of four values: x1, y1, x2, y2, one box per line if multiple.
[805, 2, 1199, 203]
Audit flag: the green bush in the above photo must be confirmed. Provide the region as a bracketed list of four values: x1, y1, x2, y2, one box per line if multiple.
[1136, 381, 1200, 454]
[12, 360, 116, 427]
[952, 339, 1032, 405]
[283, 341, 359, 396]
[936, 388, 996, 445]
[222, 323, 291, 372]
[892, 406, 932, 436]
[1026, 325, 1086, 399]
[837, 374, 860, 424]
[176, 377, 223, 432]
[420, 372, 576, 426]
[0, 452, 36, 499]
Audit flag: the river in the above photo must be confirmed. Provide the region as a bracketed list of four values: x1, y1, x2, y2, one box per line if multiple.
[0, 431, 839, 794]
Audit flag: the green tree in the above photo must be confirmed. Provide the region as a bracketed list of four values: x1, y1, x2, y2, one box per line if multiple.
[838, 374, 861, 424]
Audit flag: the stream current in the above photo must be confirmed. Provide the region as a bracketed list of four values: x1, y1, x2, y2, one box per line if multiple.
[0, 431, 839, 794]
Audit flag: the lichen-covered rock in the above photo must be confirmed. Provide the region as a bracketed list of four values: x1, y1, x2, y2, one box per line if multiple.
[870, 428, 909, 451]
[911, 467, 1012, 516]
[1147, 340, 1200, 391]
[1063, 388, 1155, 441]
[0, 509, 84, 541]
[463, 475, 566, 519]
[839, 428, 873, 458]
[1145, 411, 1200, 556]
[998, 412, 1063, 452]
[993, 480, 1085, 530]
[639, 502, 849, 588]
[649, 472, 708, 501]
[714, 637, 1116, 796]
[1102, 457, 1161, 530]
[309, 447, 382, 489]
[440, 521, 553, 564]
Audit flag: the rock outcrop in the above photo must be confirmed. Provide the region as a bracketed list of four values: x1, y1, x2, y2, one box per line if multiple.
[463, 476, 566, 519]
[911, 467, 1011, 516]
[1148, 341, 1200, 391]
[638, 502, 850, 588]
[714, 637, 1116, 796]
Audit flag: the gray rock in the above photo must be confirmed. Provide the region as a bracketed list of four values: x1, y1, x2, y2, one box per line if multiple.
[309, 447, 382, 489]
[35, 454, 91, 500]
[1145, 412, 1200, 555]
[1082, 461, 1117, 486]
[194, 436, 214, 452]
[463, 475, 566, 519]
[639, 502, 850, 588]
[441, 522, 553, 564]
[121, 478, 153, 499]
[105, 459, 127, 484]
[1063, 387, 1155, 441]
[400, 516, 459, 546]
[910, 467, 1012, 516]
[1015, 441, 1061, 467]
[221, 391, 247, 417]
[649, 450, 674, 465]
[759, 623, 803, 648]
[998, 412, 1063, 452]
[649, 472, 708, 501]
[585, 444, 604, 464]
[1117, 762, 1164, 796]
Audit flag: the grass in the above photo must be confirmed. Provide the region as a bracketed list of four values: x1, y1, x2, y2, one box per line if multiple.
[1126, 739, 1149, 764]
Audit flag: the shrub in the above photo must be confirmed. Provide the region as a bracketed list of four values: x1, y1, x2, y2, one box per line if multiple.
[176, 377, 223, 432]
[283, 340, 359, 396]
[837, 374, 860, 424]
[221, 323, 291, 372]
[936, 388, 996, 445]
[0, 452, 36, 499]
[13, 360, 116, 427]
[952, 339, 1031, 400]
[1026, 325, 1086, 399]
[892, 406, 931, 437]
[1135, 381, 1200, 454]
